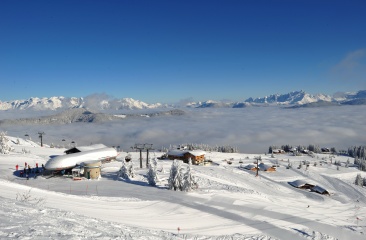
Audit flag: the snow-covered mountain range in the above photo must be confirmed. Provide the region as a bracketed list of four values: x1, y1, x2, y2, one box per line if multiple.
[187, 90, 366, 108]
[0, 90, 365, 111]
[0, 96, 165, 111]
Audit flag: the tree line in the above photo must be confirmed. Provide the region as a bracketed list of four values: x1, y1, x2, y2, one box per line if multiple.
[268, 144, 336, 154]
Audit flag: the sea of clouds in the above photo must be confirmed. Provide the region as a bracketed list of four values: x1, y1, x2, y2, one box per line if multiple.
[1, 105, 365, 153]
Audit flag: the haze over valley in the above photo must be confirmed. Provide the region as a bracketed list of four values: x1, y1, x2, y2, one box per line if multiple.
[1, 89, 365, 153]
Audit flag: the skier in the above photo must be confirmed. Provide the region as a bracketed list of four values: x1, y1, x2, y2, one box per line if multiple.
[16, 164, 19, 171]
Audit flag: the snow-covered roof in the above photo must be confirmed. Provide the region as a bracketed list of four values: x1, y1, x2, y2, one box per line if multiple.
[188, 150, 206, 156]
[311, 185, 329, 194]
[288, 179, 308, 188]
[167, 149, 206, 157]
[243, 164, 257, 170]
[77, 144, 107, 151]
[258, 163, 275, 171]
[69, 144, 107, 152]
[167, 149, 185, 156]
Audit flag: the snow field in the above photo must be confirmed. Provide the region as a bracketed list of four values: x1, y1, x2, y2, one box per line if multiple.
[0, 136, 365, 239]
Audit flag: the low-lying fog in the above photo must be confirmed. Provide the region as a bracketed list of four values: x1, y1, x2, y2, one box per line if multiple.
[2, 105, 365, 153]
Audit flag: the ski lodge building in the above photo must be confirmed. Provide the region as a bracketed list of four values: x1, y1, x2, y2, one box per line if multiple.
[167, 149, 206, 165]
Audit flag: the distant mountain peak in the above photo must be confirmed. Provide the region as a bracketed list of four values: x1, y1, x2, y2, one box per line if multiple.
[188, 90, 366, 108]
[242, 90, 331, 105]
[1, 90, 365, 111]
[0, 96, 166, 111]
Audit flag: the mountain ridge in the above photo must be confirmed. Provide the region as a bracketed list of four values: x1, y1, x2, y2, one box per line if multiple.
[1, 90, 365, 111]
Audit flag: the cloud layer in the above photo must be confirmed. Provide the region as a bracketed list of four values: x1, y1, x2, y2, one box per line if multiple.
[2, 106, 366, 153]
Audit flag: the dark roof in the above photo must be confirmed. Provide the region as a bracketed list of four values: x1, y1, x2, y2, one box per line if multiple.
[311, 186, 330, 195]
[288, 180, 315, 189]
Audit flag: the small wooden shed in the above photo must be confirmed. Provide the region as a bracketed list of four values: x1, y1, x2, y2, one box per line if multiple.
[83, 161, 102, 179]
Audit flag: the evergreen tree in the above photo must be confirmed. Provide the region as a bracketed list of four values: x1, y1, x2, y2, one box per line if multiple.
[182, 158, 198, 192]
[168, 160, 184, 191]
[0, 132, 14, 154]
[354, 156, 360, 166]
[128, 161, 135, 178]
[146, 158, 159, 186]
[355, 174, 363, 186]
[119, 161, 135, 180]
[118, 162, 129, 179]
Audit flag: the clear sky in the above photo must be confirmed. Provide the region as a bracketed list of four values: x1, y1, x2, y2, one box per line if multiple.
[1, 0, 365, 104]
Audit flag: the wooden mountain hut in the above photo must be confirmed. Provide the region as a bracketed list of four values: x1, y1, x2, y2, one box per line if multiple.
[288, 180, 315, 190]
[258, 163, 276, 172]
[167, 149, 206, 165]
[243, 164, 258, 171]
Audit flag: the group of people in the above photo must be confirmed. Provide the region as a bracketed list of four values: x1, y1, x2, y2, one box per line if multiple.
[16, 162, 45, 179]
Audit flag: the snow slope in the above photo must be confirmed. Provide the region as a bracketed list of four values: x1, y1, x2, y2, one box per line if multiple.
[0, 136, 365, 239]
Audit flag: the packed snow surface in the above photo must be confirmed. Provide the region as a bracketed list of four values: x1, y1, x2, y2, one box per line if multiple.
[0, 136, 365, 239]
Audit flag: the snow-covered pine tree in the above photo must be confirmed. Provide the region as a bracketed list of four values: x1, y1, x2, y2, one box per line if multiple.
[360, 159, 366, 171]
[146, 158, 159, 186]
[119, 160, 135, 180]
[128, 161, 135, 178]
[168, 160, 184, 191]
[182, 158, 198, 192]
[0, 131, 14, 154]
[118, 162, 129, 179]
[355, 174, 363, 186]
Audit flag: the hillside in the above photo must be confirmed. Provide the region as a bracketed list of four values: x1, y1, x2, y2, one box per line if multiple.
[0, 108, 186, 125]
[0, 135, 365, 239]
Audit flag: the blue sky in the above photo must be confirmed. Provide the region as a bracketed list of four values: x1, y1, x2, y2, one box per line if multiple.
[1, 0, 365, 104]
